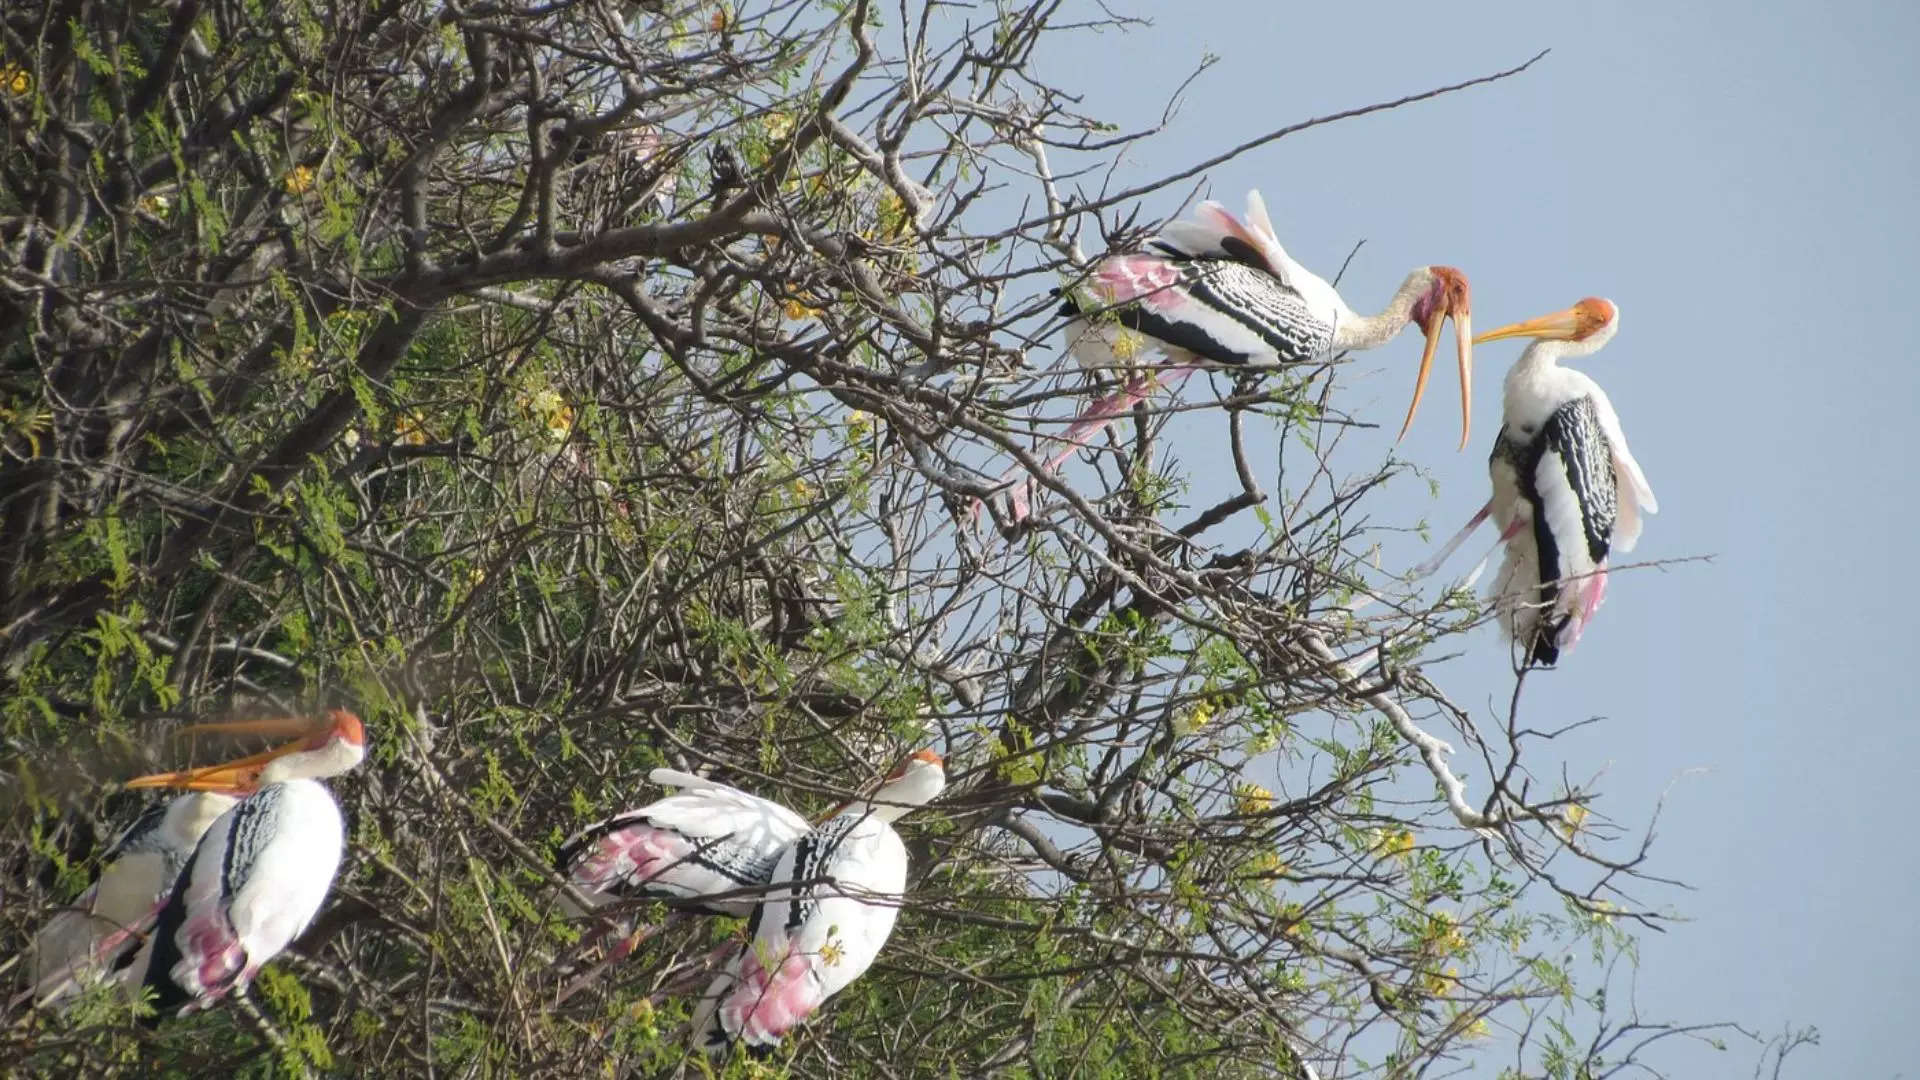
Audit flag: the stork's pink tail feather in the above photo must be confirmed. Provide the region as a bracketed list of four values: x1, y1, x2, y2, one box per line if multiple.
[1557, 565, 1610, 655]
[174, 910, 247, 1005]
[720, 950, 822, 1048]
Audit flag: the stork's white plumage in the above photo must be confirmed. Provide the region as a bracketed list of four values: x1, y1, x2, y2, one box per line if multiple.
[998, 190, 1473, 519]
[26, 792, 235, 1007]
[559, 768, 810, 917]
[693, 749, 946, 1057]
[126, 709, 367, 1018]
[1425, 298, 1656, 665]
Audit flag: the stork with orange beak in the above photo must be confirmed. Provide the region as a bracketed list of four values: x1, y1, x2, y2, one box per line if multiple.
[1422, 298, 1657, 665]
[123, 709, 366, 1017]
[997, 190, 1473, 520]
[693, 748, 946, 1056]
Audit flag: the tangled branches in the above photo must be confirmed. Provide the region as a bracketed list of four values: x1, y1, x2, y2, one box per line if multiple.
[0, 1, 1725, 1076]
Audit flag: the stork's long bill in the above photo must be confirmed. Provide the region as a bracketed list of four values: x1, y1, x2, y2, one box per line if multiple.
[1397, 266, 1474, 449]
[125, 709, 366, 794]
[1472, 297, 1616, 346]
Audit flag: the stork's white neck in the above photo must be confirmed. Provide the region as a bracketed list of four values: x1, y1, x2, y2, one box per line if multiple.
[1504, 321, 1615, 384]
[843, 767, 944, 824]
[1329, 271, 1430, 350]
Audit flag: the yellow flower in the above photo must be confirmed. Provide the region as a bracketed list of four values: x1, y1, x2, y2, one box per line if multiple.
[0, 65, 30, 96]
[1173, 701, 1213, 736]
[1421, 965, 1459, 997]
[1463, 1017, 1492, 1040]
[1372, 828, 1416, 858]
[1232, 782, 1273, 816]
[1242, 851, 1287, 878]
[874, 192, 910, 238]
[791, 477, 812, 499]
[283, 165, 316, 195]
[818, 939, 845, 967]
[1109, 328, 1146, 363]
[782, 297, 822, 321]
[1564, 802, 1590, 833]
[393, 414, 429, 446]
[763, 112, 795, 141]
[1430, 911, 1468, 956]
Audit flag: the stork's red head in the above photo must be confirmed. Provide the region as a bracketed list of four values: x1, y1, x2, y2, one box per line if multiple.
[1399, 266, 1474, 450]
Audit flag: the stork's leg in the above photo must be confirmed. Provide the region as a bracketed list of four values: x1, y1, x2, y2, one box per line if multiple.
[1409, 501, 1493, 578]
[554, 911, 686, 1006]
[984, 364, 1197, 524]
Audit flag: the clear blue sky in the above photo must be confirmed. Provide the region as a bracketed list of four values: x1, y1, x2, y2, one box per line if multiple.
[1034, 2, 1919, 1075]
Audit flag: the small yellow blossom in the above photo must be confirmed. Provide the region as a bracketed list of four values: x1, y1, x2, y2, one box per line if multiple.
[762, 112, 795, 141]
[1242, 851, 1288, 878]
[791, 477, 812, 499]
[341, 428, 361, 451]
[1173, 701, 1213, 736]
[1421, 965, 1459, 997]
[283, 165, 316, 195]
[1109, 327, 1146, 363]
[467, 566, 487, 586]
[782, 297, 822, 321]
[1563, 802, 1590, 833]
[1430, 911, 1468, 956]
[1232, 782, 1274, 816]
[0, 65, 30, 96]
[394, 414, 429, 446]
[1463, 1017, 1492, 1040]
[818, 939, 845, 967]
[1372, 828, 1417, 858]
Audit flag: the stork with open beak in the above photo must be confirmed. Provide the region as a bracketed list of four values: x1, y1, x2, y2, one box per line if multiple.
[1419, 298, 1657, 665]
[996, 190, 1473, 520]
[693, 749, 946, 1057]
[24, 792, 236, 1008]
[124, 709, 366, 1017]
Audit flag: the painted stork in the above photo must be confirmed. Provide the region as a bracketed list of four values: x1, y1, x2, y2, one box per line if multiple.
[1423, 298, 1657, 665]
[123, 709, 366, 1017]
[996, 190, 1473, 519]
[552, 767, 813, 997]
[693, 748, 946, 1057]
[559, 767, 811, 917]
[25, 793, 235, 1007]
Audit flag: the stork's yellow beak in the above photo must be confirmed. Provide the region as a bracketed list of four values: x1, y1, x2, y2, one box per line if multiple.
[1474, 307, 1582, 344]
[1473, 298, 1617, 345]
[123, 741, 300, 793]
[1396, 267, 1473, 450]
[124, 714, 340, 793]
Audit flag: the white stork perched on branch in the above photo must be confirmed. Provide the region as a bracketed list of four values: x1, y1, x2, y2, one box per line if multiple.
[125, 709, 366, 1018]
[24, 792, 235, 1008]
[995, 190, 1473, 520]
[552, 766, 813, 996]
[1421, 298, 1657, 665]
[694, 749, 946, 1057]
